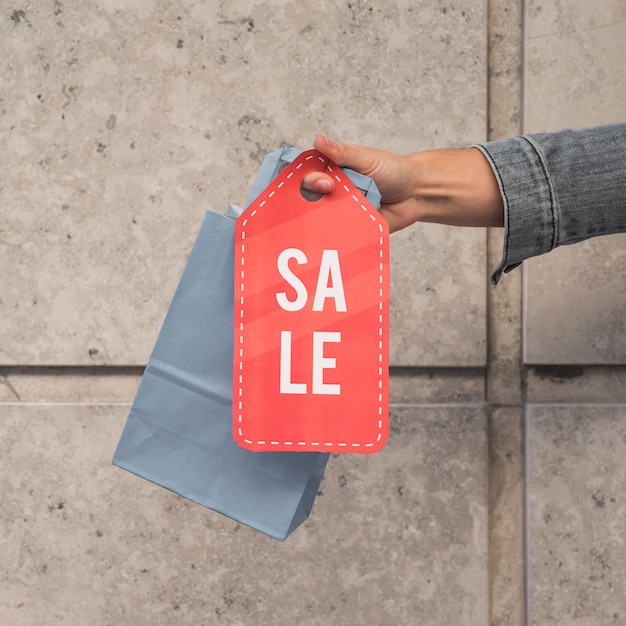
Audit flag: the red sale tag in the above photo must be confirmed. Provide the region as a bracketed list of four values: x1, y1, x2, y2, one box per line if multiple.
[234, 150, 389, 453]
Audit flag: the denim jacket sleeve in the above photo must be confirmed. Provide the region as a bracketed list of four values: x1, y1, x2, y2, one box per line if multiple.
[475, 123, 626, 285]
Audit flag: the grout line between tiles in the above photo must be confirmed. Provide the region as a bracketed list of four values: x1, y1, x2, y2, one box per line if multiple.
[521, 0, 528, 135]
[523, 401, 531, 626]
[0, 402, 133, 407]
[390, 402, 488, 409]
[526, 401, 626, 408]
[2, 401, 493, 409]
[6, 400, 623, 410]
[520, 5, 530, 615]
[521, 0, 529, 372]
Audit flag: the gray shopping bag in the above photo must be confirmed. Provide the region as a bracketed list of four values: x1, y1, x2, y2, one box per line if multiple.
[112, 209, 329, 540]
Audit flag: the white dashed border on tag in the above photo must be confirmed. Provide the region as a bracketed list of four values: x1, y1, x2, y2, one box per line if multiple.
[235, 153, 387, 451]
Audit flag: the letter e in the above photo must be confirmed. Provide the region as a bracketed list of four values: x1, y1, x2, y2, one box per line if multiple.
[312, 331, 341, 395]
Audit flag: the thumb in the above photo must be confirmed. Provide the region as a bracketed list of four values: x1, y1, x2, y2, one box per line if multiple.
[313, 135, 379, 179]
[313, 135, 345, 163]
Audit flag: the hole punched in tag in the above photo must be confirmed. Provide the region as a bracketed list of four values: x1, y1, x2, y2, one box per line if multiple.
[274, 155, 325, 202]
[299, 183, 324, 203]
[299, 151, 331, 202]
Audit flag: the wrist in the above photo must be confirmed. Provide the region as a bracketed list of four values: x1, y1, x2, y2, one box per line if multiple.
[407, 148, 504, 227]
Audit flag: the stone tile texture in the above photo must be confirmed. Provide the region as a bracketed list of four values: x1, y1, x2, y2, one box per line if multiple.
[6, 1, 626, 626]
[524, 239, 626, 365]
[0, 368, 142, 403]
[0, 404, 488, 626]
[523, 0, 626, 365]
[528, 404, 626, 625]
[526, 366, 626, 404]
[0, 1, 488, 368]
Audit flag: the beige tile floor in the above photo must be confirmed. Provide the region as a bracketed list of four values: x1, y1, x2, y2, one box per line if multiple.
[2, 1, 626, 625]
[1, 404, 488, 625]
[523, 0, 626, 365]
[528, 404, 626, 626]
[0, 0, 488, 368]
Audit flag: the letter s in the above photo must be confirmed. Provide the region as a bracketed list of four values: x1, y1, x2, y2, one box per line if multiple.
[276, 248, 308, 311]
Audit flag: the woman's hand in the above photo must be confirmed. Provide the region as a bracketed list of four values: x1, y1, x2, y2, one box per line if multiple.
[303, 135, 504, 232]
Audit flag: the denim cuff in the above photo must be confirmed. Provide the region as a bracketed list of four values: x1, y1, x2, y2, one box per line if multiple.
[475, 137, 557, 285]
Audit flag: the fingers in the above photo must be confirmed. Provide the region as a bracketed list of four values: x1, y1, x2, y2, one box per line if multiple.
[303, 135, 385, 195]
[301, 171, 335, 194]
[314, 135, 384, 179]
[314, 135, 366, 172]
[299, 136, 343, 194]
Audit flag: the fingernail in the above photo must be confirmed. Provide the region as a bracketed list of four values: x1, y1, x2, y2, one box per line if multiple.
[319, 135, 334, 149]
[316, 178, 333, 193]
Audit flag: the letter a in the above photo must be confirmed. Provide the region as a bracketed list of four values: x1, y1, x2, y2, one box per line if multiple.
[312, 250, 347, 312]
